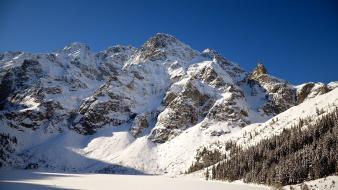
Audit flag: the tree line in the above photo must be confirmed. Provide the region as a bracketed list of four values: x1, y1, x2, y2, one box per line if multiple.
[208, 107, 338, 186]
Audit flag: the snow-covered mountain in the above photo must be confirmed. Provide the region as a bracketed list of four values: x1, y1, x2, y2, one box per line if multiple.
[0, 33, 337, 180]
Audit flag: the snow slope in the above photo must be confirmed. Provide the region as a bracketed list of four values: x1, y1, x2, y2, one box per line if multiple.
[0, 169, 270, 190]
[284, 176, 338, 190]
[227, 87, 338, 149]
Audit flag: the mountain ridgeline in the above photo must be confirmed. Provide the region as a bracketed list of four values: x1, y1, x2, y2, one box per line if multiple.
[0, 33, 337, 186]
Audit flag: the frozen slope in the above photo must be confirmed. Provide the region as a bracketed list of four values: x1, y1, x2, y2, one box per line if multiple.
[82, 87, 338, 175]
[227, 87, 338, 149]
[0, 169, 270, 190]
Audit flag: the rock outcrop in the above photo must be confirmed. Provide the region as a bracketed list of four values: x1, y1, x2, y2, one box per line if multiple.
[248, 63, 297, 115]
[296, 82, 330, 104]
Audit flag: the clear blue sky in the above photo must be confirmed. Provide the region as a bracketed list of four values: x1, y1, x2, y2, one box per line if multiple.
[1, 0, 337, 84]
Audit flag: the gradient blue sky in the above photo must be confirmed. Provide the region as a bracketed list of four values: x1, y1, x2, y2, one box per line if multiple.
[1, 0, 337, 84]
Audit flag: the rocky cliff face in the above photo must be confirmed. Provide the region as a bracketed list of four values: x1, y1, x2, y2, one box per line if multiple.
[246, 64, 337, 116]
[247, 63, 297, 115]
[0, 33, 336, 171]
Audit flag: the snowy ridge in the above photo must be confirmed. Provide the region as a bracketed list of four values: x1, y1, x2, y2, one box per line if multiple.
[226, 87, 338, 149]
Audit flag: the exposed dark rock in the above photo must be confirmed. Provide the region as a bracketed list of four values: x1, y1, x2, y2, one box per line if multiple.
[296, 82, 329, 104]
[130, 113, 150, 137]
[251, 63, 267, 76]
[149, 79, 215, 142]
[0, 59, 44, 109]
[248, 63, 296, 115]
[139, 33, 197, 61]
[0, 133, 17, 168]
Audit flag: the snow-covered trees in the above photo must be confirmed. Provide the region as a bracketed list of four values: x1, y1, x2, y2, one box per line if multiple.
[210, 108, 338, 186]
[186, 147, 223, 174]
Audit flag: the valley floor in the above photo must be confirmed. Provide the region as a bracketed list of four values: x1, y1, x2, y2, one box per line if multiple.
[0, 169, 269, 190]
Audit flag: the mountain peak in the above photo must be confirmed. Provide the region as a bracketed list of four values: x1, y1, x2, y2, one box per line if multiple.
[138, 33, 197, 62]
[61, 42, 91, 53]
[142, 33, 182, 50]
[251, 62, 268, 76]
[202, 48, 230, 64]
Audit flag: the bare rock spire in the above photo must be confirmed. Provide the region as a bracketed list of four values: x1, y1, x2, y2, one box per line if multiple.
[253, 62, 267, 75]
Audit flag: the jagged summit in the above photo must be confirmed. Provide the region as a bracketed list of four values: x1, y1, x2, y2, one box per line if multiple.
[49, 33, 197, 64]
[202, 48, 231, 64]
[61, 42, 91, 53]
[142, 33, 182, 49]
[103, 45, 136, 54]
[98, 45, 137, 62]
[138, 33, 198, 62]
[251, 62, 267, 77]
